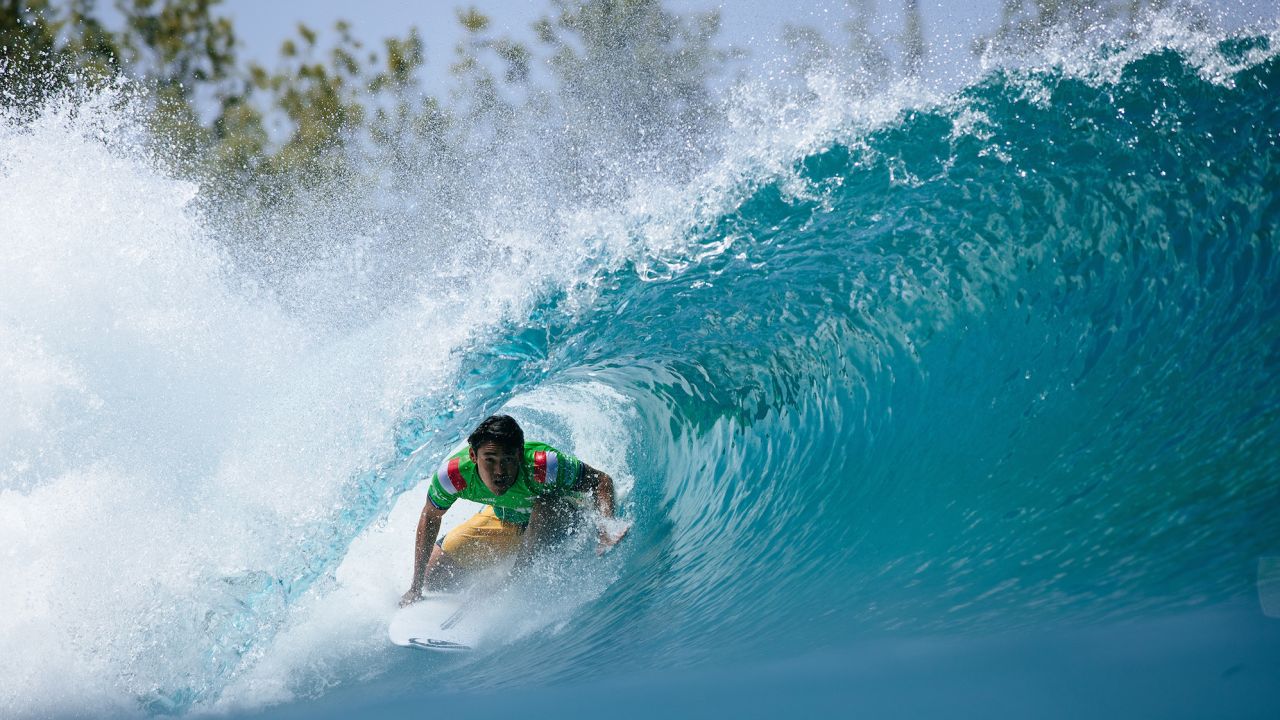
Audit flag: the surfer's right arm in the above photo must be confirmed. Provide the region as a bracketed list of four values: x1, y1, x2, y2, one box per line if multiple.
[401, 500, 447, 607]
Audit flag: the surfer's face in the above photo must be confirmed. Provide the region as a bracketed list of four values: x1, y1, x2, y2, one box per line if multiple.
[471, 442, 522, 495]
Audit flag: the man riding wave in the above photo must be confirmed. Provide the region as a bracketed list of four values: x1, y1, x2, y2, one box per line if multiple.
[400, 414, 628, 606]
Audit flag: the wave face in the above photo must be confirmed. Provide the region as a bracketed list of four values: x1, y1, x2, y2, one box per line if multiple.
[3, 28, 1280, 720]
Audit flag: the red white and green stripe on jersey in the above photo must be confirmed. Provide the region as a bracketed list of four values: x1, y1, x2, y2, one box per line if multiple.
[426, 441, 583, 524]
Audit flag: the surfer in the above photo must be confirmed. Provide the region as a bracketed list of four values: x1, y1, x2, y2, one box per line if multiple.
[399, 414, 629, 607]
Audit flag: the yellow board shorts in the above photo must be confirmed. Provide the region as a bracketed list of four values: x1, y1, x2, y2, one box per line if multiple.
[439, 506, 525, 569]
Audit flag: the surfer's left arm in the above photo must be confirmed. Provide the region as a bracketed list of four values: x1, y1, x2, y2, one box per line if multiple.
[574, 463, 629, 555]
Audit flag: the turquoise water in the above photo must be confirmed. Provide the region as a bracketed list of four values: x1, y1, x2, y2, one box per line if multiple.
[2, 26, 1279, 720]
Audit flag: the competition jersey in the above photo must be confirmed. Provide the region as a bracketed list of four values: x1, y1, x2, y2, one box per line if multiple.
[426, 442, 584, 524]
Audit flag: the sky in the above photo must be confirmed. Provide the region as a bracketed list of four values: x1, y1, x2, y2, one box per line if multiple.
[217, 0, 1280, 102]
[218, 0, 1017, 94]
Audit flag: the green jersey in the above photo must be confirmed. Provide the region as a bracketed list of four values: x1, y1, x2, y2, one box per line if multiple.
[426, 442, 584, 524]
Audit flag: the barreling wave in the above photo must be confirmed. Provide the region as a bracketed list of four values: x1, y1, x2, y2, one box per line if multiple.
[444, 33, 1280, 681]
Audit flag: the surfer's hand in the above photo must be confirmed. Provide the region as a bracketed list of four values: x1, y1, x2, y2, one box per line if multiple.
[596, 523, 630, 556]
[399, 589, 423, 607]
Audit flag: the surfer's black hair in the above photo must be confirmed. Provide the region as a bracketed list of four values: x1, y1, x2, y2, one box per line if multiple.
[467, 414, 525, 451]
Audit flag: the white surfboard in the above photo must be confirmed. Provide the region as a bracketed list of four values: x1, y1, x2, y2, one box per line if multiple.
[388, 593, 478, 652]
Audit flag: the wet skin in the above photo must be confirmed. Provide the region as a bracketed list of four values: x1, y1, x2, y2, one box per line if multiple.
[470, 441, 522, 495]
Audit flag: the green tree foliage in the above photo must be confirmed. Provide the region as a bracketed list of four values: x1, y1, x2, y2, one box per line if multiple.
[247, 22, 369, 181]
[0, 0, 120, 108]
[535, 0, 729, 154]
[116, 0, 235, 89]
[0, 0, 736, 200]
[0, 1, 435, 188]
[115, 0, 240, 168]
[449, 7, 527, 133]
[368, 25, 449, 160]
